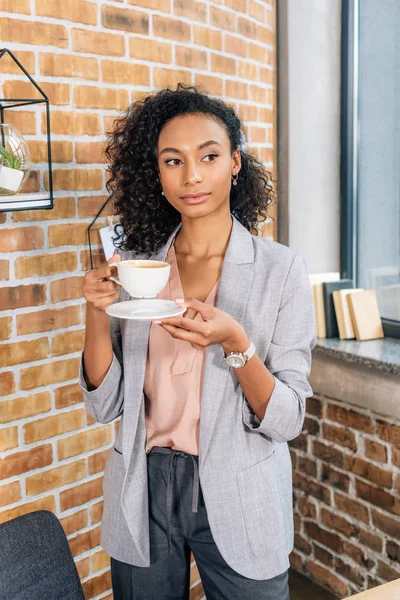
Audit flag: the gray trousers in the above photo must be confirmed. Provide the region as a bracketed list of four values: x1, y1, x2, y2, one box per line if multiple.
[111, 447, 290, 600]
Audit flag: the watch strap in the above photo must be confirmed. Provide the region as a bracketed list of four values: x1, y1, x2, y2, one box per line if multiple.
[244, 340, 256, 361]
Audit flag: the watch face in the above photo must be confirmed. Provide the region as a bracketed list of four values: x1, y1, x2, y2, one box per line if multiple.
[227, 354, 246, 368]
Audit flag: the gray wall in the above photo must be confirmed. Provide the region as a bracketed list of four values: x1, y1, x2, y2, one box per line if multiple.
[278, 0, 342, 274]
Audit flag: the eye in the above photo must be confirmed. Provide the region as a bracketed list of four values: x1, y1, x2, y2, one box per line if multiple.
[165, 158, 182, 166]
[202, 153, 219, 162]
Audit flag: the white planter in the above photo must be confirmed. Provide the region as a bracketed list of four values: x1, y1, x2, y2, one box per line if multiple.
[0, 165, 24, 193]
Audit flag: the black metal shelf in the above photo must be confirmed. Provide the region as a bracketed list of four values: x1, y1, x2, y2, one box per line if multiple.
[0, 48, 54, 212]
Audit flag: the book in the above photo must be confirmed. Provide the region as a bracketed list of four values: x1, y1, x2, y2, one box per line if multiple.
[99, 225, 119, 261]
[322, 279, 354, 338]
[332, 288, 364, 339]
[347, 289, 385, 341]
[308, 273, 340, 338]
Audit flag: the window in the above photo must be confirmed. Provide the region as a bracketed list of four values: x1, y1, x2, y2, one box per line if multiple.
[341, 0, 400, 338]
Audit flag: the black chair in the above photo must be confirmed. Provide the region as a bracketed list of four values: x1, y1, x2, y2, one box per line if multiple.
[0, 510, 85, 599]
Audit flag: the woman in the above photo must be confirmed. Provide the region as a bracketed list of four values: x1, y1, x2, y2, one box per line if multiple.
[80, 84, 317, 600]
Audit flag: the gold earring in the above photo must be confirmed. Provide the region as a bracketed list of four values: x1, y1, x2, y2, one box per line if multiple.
[232, 174, 238, 186]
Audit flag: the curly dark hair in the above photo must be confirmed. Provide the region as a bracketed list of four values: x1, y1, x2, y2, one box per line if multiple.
[105, 84, 275, 257]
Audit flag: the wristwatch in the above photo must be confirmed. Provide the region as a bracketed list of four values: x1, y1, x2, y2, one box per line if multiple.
[223, 339, 256, 368]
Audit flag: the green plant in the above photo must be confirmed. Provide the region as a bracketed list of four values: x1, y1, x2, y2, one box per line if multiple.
[0, 145, 23, 170]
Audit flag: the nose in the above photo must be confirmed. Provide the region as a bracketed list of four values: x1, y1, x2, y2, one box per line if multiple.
[184, 160, 202, 186]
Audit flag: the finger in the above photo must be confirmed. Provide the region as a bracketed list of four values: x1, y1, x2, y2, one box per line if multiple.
[160, 323, 207, 346]
[95, 254, 121, 280]
[93, 280, 120, 293]
[89, 263, 117, 281]
[159, 316, 210, 336]
[94, 288, 121, 299]
[108, 253, 121, 265]
[92, 291, 120, 311]
[86, 288, 119, 304]
[102, 291, 120, 305]
[175, 297, 213, 320]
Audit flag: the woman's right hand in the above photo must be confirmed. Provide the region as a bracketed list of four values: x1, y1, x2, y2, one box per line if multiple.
[83, 254, 121, 312]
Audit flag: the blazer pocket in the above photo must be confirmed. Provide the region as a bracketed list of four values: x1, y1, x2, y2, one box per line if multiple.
[236, 452, 286, 556]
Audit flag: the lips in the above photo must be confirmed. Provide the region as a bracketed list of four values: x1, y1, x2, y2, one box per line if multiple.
[180, 192, 210, 205]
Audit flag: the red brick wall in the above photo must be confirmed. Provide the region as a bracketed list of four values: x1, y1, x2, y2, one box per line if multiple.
[290, 395, 400, 598]
[0, 2, 276, 598]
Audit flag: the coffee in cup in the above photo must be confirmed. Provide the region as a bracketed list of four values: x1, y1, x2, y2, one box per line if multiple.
[122, 261, 166, 269]
[110, 260, 170, 298]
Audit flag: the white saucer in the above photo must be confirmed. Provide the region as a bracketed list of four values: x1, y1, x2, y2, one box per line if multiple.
[106, 299, 186, 320]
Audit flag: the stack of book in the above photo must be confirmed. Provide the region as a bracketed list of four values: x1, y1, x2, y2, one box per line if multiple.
[308, 273, 384, 341]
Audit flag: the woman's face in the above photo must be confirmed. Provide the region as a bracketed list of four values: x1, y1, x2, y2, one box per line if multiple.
[156, 113, 241, 217]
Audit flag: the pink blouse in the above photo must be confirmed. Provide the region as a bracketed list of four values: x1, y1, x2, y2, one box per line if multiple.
[143, 242, 220, 456]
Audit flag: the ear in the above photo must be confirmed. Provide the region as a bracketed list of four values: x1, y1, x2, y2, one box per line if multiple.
[232, 149, 241, 175]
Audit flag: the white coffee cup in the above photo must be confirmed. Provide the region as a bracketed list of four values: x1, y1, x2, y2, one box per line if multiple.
[110, 260, 170, 298]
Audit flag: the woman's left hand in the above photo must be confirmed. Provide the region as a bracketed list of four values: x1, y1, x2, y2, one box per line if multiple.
[154, 298, 247, 351]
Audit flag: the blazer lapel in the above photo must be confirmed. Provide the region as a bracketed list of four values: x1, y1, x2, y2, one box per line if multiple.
[199, 216, 255, 471]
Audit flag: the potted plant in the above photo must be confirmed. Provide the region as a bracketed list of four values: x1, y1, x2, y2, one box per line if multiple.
[0, 124, 31, 195]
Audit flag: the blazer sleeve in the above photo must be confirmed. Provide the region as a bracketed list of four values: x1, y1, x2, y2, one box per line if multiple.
[78, 312, 124, 424]
[242, 253, 317, 442]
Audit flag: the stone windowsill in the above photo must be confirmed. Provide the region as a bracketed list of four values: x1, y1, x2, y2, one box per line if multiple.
[311, 337, 400, 420]
[314, 337, 400, 377]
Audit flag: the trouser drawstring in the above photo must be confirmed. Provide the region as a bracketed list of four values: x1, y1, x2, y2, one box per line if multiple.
[149, 447, 199, 552]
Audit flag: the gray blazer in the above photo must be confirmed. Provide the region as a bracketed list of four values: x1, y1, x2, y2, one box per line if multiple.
[79, 215, 317, 580]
